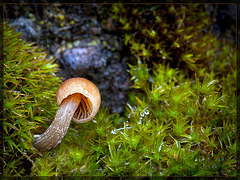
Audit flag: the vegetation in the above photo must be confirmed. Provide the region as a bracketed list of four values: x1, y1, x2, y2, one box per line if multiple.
[112, 4, 220, 77]
[2, 3, 237, 177]
[31, 61, 236, 176]
[2, 23, 61, 176]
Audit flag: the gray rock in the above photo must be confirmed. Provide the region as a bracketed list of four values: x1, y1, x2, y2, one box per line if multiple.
[10, 16, 38, 42]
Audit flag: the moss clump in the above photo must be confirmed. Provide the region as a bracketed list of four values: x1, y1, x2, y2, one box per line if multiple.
[3, 23, 61, 176]
[31, 46, 236, 176]
[111, 4, 219, 77]
[31, 61, 236, 176]
[127, 60, 236, 175]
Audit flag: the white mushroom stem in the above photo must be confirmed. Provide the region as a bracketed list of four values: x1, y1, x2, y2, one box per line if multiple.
[33, 93, 81, 152]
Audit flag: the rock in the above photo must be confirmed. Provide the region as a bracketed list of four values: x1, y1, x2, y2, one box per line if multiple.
[10, 16, 38, 42]
[62, 47, 97, 76]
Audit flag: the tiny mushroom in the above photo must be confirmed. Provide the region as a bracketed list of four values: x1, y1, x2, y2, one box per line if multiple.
[33, 77, 101, 152]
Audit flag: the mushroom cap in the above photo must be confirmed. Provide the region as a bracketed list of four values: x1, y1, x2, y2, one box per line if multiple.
[56, 77, 101, 123]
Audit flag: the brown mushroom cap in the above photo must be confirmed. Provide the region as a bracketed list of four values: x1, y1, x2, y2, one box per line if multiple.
[33, 77, 101, 152]
[56, 77, 101, 123]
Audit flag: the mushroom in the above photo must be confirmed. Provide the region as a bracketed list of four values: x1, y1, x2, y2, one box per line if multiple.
[33, 77, 101, 152]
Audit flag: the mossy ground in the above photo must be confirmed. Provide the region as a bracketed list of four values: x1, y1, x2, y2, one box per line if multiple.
[3, 23, 61, 176]
[2, 3, 237, 177]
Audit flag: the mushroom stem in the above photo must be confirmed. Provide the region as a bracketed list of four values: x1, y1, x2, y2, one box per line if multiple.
[33, 93, 81, 152]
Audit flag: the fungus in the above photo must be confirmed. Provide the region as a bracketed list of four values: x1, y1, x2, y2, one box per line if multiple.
[33, 77, 101, 152]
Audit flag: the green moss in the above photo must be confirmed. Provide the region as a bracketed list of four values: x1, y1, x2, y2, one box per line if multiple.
[3, 23, 61, 176]
[126, 58, 236, 176]
[111, 4, 219, 77]
[31, 55, 236, 176]
[5, 4, 236, 177]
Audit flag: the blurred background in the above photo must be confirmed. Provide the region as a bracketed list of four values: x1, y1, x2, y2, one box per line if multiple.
[3, 3, 237, 114]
